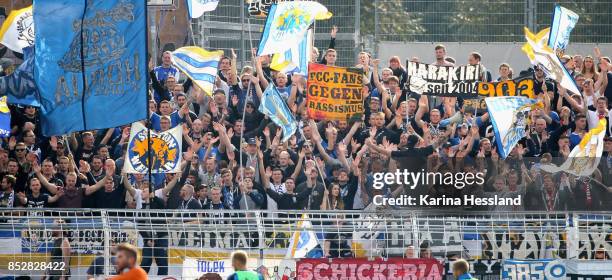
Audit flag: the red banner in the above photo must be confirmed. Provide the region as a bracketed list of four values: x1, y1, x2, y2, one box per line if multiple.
[296, 258, 444, 280]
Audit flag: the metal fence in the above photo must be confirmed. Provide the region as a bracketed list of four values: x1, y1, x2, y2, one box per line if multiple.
[373, 0, 612, 43]
[0, 209, 611, 279]
[191, 0, 360, 68]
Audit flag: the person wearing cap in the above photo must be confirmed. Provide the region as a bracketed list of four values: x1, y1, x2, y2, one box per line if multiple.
[561, 54, 577, 76]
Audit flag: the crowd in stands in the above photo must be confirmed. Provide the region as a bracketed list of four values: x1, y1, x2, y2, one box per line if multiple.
[0, 27, 611, 215]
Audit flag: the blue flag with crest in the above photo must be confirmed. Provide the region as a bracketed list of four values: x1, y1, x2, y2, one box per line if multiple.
[33, 0, 148, 136]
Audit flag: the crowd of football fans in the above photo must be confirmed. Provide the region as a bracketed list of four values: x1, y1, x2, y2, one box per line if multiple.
[0, 27, 611, 214]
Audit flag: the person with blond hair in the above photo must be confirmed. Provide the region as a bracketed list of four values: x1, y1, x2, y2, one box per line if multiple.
[452, 259, 477, 280]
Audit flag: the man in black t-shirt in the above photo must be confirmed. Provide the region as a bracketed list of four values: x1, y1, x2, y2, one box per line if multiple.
[17, 177, 61, 208]
[92, 160, 124, 208]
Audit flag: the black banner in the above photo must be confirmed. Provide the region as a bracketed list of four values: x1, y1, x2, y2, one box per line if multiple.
[406, 61, 481, 97]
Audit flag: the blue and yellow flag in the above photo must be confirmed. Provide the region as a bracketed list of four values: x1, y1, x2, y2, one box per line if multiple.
[0, 46, 39, 107]
[33, 0, 148, 136]
[171, 46, 223, 95]
[271, 28, 312, 76]
[257, 1, 331, 56]
[259, 84, 297, 143]
[0, 96, 10, 138]
[485, 97, 541, 159]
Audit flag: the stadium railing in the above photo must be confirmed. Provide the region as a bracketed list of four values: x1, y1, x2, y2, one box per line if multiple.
[0, 209, 610, 278]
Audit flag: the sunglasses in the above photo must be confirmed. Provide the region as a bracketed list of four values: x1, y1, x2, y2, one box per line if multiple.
[16, 149, 26, 152]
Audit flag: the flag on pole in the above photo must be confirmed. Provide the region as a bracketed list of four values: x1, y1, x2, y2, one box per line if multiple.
[0, 5, 34, 53]
[522, 27, 580, 95]
[548, 5, 579, 53]
[271, 28, 312, 76]
[485, 97, 542, 159]
[33, 0, 148, 136]
[286, 214, 321, 259]
[123, 122, 183, 174]
[257, 1, 331, 56]
[0, 96, 11, 138]
[541, 118, 607, 177]
[0, 46, 39, 107]
[186, 0, 220, 19]
[171, 46, 223, 95]
[259, 84, 297, 143]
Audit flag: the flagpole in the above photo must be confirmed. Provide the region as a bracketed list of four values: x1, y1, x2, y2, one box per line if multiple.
[239, 13, 256, 212]
[145, 0, 153, 195]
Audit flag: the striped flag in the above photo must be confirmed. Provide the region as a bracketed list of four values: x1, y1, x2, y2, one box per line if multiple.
[271, 28, 312, 76]
[186, 0, 220, 19]
[0, 5, 34, 53]
[171, 46, 224, 95]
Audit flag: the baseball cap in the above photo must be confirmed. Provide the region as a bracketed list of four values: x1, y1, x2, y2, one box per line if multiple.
[247, 138, 257, 145]
[213, 88, 225, 95]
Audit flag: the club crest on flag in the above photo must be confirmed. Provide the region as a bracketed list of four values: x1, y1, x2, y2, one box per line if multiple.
[257, 1, 331, 56]
[0, 5, 34, 53]
[485, 97, 541, 159]
[124, 122, 183, 174]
